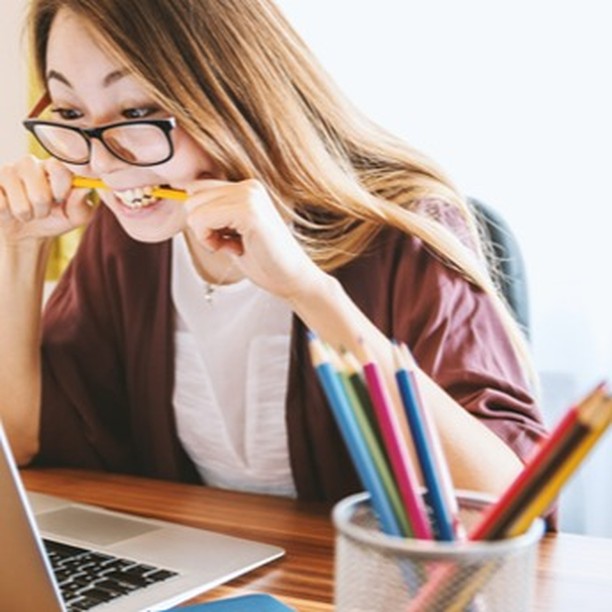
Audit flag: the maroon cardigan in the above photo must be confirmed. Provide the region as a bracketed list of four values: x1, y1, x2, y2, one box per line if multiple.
[37, 206, 549, 504]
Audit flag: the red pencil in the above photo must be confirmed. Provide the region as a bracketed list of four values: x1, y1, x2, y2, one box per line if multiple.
[470, 382, 607, 540]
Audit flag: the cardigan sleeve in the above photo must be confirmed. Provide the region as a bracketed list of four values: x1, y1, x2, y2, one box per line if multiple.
[396, 235, 548, 464]
[35, 208, 135, 471]
[336, 227, 548, 466]
[34, 206, 196, 482]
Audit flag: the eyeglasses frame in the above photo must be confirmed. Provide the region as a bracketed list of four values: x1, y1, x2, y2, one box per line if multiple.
[22, 92, 177, 167]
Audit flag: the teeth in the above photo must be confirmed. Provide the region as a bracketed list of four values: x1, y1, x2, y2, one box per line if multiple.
[114, 186, 159, 209]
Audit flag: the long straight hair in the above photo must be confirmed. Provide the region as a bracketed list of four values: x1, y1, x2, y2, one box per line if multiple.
[29, 0, 535, 384]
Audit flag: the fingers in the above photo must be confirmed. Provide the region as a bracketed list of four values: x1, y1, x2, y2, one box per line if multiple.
[64, 188, 96, 227]
[182, 178, 234, 214]
[22, 157, 56, 220]
[184, 180, 243, 252]
[0, 186, 9, 222]
[46, 157, 73, 205]
[0, 164, 32, 222]
[0, 155, 93, 242]
[185, 179, 270, 227]
[0, 155, 73, 223]
[202, 228, 244, 255]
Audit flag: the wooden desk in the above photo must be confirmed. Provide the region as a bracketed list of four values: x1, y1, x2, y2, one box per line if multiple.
[21, 468, 612, 611]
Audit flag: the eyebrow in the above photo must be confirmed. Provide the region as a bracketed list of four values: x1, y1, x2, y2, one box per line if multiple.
[46, 68, 130, 88]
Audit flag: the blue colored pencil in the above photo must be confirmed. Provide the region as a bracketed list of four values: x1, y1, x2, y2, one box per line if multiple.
[307, 333, 403, 536]
[331, 349, 411, 536]
[393, 341, 456, 541]
[398, 343, 464, 539]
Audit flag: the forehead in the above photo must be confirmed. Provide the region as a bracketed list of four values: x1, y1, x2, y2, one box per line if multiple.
[45, 8, 141, 96]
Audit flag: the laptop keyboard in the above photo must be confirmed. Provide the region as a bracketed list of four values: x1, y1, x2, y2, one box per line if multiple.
[43, 539, 179, 611]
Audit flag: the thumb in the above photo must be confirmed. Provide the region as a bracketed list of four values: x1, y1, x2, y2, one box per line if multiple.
[64, 187, 96, 227]
[182, 178, 229, 214]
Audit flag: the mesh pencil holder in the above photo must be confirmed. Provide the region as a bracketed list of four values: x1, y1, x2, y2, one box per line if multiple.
[333, 491, 545, 612]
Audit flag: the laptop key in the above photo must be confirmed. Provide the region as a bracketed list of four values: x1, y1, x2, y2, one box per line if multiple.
[45, 540, 88, 559]
[98, 558, 136, 572]
[78, 587, 123, 603]
[78, 552, 115, 565]
[92, 578, 137, 595]
[147, 569, 179, 582]
[66, 595, 103, 611]
[101, 570, 155, 588]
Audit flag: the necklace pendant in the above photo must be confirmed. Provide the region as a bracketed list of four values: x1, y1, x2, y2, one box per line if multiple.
[204, 283, 215, 303]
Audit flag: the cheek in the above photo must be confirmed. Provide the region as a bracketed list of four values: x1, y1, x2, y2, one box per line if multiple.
[165, 131, 217, 179]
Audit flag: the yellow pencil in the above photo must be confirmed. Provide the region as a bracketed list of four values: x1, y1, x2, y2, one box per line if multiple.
[71, 176, 188, 201]
[444, 563, 494, 612]
[507, 396, 612, 537]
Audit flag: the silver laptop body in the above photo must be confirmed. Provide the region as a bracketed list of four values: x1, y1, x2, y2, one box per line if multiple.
[0, 424, 284, 611]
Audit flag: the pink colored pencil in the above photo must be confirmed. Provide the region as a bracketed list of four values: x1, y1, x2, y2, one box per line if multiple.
[356, 340, 432, 539]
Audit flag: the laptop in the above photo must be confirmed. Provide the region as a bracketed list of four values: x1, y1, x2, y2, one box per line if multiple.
[0, 424, 284, 611]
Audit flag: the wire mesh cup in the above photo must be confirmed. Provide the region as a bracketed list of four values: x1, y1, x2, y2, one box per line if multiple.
[333, 491, 545, 612]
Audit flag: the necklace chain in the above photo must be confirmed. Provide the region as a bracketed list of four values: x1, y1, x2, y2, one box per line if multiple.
[203, 261, 237, 304]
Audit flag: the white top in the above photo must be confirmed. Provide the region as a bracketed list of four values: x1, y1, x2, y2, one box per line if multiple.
[171, 233, 296, 497]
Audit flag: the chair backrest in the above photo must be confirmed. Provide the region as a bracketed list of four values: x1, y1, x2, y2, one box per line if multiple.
[468, 198, 530, 338]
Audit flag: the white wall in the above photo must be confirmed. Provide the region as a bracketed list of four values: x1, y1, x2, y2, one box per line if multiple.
[2, 0, 611, 535]
[277, 0, 612, 536]
[1, 0, 29, 164]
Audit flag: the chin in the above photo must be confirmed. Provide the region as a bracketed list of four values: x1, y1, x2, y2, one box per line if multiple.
[118, 220, 179, 244]
[102, 196, 183, 243]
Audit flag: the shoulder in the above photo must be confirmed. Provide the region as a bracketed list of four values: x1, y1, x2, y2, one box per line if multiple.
[335, 223, 465, 294]
[336, 196, 481, 281]
[331, 224, 479, 343]
[412, 198, 479, 253]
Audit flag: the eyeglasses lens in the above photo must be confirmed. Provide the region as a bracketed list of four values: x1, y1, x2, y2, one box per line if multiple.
[34, 125, 89, 164]
[102, 124, 171, 165]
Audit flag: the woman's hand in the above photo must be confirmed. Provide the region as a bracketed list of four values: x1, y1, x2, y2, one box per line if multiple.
[184, 177, 327, 300]
[0, 155, 94, 245]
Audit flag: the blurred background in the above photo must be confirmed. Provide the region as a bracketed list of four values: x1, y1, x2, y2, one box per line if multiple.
[2, 0, 611, 536]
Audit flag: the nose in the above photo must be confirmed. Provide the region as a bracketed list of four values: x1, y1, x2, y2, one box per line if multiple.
[87, 138, 127, 175]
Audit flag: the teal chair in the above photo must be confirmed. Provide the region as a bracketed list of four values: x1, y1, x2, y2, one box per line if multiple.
[469, 198, 530, 339]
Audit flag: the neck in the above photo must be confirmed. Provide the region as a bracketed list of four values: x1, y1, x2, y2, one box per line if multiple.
[183, 230, 244, 286]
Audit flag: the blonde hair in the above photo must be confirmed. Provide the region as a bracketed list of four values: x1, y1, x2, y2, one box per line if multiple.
[29, 0, 535, 385]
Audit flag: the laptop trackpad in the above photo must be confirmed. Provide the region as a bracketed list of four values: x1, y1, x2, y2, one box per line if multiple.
[37, 507, 159, 546]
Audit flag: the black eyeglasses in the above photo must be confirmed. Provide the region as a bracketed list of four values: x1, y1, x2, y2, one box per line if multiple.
[23, 93, 177, 167]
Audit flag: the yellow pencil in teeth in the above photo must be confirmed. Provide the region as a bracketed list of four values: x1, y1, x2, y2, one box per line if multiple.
[71, 176, 188, 201]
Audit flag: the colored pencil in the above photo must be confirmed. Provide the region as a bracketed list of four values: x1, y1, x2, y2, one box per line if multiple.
[441, 564, 495, 612]
[506, 395, 612, 537]
[307, 334, 403, 536]
[400, 343, 464, 539]
[393, 341, 455, 541]
[470, 382, 608, 540]
[408, 386, 612, 611]
[72, 176, 188, 201]
[355, 340, 432, 540]
[327, 349, 411, 536]
[341, 350, 386, 449]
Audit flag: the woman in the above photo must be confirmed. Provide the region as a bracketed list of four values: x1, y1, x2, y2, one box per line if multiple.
[0, 0, 547, 503]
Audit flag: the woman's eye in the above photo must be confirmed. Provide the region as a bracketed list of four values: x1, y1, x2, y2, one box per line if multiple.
[122, 107, 158, 120]
[50, 108, 83, 121]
